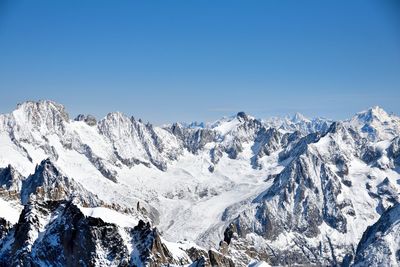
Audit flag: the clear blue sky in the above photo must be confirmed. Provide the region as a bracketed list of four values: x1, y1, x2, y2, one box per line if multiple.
[0, 0, 399, 124]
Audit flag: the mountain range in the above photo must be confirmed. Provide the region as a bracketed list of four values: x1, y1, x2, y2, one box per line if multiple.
[0, 100, 399, 266]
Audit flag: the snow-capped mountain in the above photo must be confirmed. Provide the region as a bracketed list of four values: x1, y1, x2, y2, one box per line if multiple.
[264, 112, 333, 135]
[0, 100, 399, 266]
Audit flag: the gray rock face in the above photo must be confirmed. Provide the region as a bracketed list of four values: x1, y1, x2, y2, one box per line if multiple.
[169, 123, 216, 154]
[353, 203, 400, 267]
[269, 152, 350, 234]
[98, 112, 180, 171]
[223, 120, 376, 265]
[185, 245, 236, 267]
[131, 220, 191, 266]
[15, 100, 69, 133]
[4, 100, 70, 140]
[388, 136, 400, 168]
[208, 249, 235, 267]
[5, 200, 130, 267]
[21, 159, 101, 207]
[251, 127, 282, 169]
[361, 144, 381, 165]
[0, 165, 23, 201]
[0, 200, 192, 267]
[74, 114, 97, 126]
[278, 132, 320, 161]
[375, 177, 399, 213]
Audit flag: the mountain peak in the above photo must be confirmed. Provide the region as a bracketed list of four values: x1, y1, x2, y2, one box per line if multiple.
[16, 100, 68, 116]
[34, 158, 61, 178]
[356, 106, 391, 123]
[10, 100, 69, 135]
[291, 112, 310, 123]
[236, 111, 248, 120]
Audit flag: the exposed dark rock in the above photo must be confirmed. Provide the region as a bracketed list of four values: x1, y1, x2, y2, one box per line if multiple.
[0, 200, 192, 267]
[251, 127, 282, 169]
[388, 136, 400, 168]
[169, 123, 216, 154]
[223, 223, 238, 245]
[208, 249, 235, 267]
[21, 159, 101, 206]
[74, 114, 97, 126]
[0, 165, 23, 200]
[354, 203, 400, 266]
[0, 217, 11, 240]
[236, 112, 247, 121]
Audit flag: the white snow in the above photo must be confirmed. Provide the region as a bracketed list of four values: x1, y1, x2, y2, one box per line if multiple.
[213, 117, 240, 135]
[0, 198, 21, 224]
[248, 261, 271, 267]
[79, 206, 140, 228]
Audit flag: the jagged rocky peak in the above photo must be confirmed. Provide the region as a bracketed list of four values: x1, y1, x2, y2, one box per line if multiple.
[16, 100, 69, 118]
[323, 120, 361, 148]
[227, 148, 357, 265]
[100, 111, 129, 126]
[350, 106, 400, 140]
[0, 164, 23, 192]
[0, 200, 131, 266]
[130, 219, 192, 266]
[166, 121, 216, 155]
[98, 111, 151, 138]
[98, 111, 179, 171]
[356, 106, 392, 123]
[13, 100, 69, 132]
[30, 158, 61, 179]
[326, 120, 347, 134]
[291, 112, 311, 123]
[21, 158, 101, 206]
[236, 111, 249, 121]
[98, 111, 138, 143]
[0, 200, 197, 266]
[74, 114, 97, 126]
[235, 112, 263, 130]
[235, 112, 262, 131]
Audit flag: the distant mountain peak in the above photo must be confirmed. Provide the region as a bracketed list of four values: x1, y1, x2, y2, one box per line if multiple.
[291, 112, 310, 123]
[15, 100, 68, 118]
[16, 99, 63, 109]
[236, 111, 248, 121]
[356, 106, 391, 123]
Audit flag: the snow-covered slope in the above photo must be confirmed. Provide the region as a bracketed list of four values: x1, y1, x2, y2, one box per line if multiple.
[353, 202, 400, 267]
[0, 100, 398, 266]
[220, 108, 400, 265]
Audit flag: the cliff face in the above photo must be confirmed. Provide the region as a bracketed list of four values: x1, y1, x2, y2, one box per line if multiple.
[353, 203, 400, 267]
